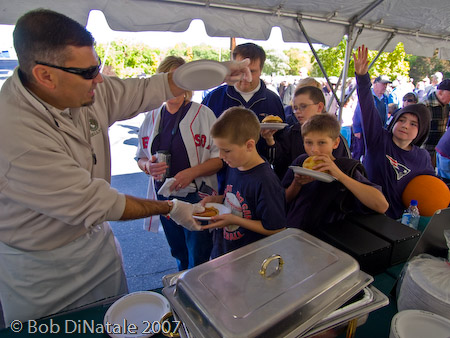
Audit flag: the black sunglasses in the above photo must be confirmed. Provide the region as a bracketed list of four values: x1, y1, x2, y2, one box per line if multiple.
[35, 60, 101, 79]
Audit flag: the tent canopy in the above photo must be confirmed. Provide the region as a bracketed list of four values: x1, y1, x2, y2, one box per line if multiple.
[1, 0, 450, 59]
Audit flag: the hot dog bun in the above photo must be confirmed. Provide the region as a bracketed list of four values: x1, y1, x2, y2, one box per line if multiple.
[302, 156, 324, 170]
[193, 206, 219, 217]
[262, 115, 283, 123]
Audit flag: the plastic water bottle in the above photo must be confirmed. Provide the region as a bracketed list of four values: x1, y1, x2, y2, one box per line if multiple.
[401, 199, 420, 230]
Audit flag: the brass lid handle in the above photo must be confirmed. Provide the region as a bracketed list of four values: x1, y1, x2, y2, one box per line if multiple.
[259, 254, 284, 278]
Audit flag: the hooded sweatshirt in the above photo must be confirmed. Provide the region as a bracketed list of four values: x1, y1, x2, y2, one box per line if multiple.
[387, 103, 431, 147]
[356, 73, 435, 219]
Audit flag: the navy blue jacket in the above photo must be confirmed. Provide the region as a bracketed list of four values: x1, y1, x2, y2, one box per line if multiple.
[202, 80, 285, 121]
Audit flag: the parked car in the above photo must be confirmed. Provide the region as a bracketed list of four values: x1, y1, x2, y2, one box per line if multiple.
[0, 58, 18, 89]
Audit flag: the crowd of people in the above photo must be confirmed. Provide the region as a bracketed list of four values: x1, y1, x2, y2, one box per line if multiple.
[260, 62, 450, 184]
[0, 8, 449, 328]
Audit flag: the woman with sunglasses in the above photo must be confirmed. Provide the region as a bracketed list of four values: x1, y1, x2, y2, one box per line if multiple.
[402, 92, 419, 106]
[387, 92, 419, 126]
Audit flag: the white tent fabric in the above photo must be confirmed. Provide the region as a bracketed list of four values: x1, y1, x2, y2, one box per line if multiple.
[1, 0, 450, 59]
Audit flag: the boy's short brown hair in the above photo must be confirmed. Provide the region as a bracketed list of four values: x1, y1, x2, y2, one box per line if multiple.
[301, 114, 340, 140]
[295, 77, 322, 90]
[294, 86, 326, 105]
[211, 107, 260, 145]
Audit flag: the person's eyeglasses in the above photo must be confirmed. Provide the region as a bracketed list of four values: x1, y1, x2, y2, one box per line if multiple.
[403, 98, 415, 103]
[35, 60, 101, 79]
[293, 103, 317, 112]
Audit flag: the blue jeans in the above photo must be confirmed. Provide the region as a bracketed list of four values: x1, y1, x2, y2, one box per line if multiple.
[340, 126, 352, 148]
[158, 192, 212, 271]
[436, 152, 450, 179]
[351, 133, 365, 162]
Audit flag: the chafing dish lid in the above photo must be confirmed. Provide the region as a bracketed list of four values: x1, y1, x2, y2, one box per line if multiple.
[173, 229, 366, 336]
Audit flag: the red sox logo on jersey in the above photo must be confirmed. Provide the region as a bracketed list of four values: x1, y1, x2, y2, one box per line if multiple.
[194, 134, 211, 149]
[386, 155, 411, 180]
[141, 135, 209, 149]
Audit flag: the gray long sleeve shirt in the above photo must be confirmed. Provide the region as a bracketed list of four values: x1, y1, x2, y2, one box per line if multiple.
[0, 69, 173, 250]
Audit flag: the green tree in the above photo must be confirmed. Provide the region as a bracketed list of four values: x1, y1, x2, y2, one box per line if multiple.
[408, 51, 450, 82]
[96, 40, 160, 78]
[263, 49, 290, 76]
[310, 39, 348, 78]
[284, 48, 312, 76]
[370, 43, 409, 80]
[310, 39, 409, 81]
[192, 44, 230, 61]
[166, 43, 187, 58]
[167, 43, 230, 62]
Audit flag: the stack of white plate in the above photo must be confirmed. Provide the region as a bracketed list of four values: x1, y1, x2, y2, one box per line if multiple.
[397, 256, 450, 319]
[390, 310, 450, 338]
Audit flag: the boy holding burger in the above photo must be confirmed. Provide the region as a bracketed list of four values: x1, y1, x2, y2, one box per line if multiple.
[200, 107, 286, 258]
[260, 86, 350, 180]
[282, 114, 388, 234]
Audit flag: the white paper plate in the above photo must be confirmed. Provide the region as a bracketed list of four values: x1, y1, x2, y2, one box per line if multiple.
[260, 122, 288, 130]
[289, 165, 336, 183]
[173, 60, 228, 90]
[390, 310, 450, 338]
[104, 291, 171, 338]
[193, 202, 230, 220]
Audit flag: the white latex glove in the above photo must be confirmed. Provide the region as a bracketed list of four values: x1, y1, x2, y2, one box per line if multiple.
[223, 58, 252, 85]
[168, 199, 205, 231]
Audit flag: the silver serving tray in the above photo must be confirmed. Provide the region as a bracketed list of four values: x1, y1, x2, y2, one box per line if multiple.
[301, 285, 389, 337]
[164, 285, 388, 338]
[162, 228, 374, 338]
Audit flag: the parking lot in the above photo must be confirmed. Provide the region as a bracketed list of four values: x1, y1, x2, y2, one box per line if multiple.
[108, 115, 178, 292]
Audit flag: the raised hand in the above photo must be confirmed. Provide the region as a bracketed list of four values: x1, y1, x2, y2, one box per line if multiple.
[353, 45, 369, 76]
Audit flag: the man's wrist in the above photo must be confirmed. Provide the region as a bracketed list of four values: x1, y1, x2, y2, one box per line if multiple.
[166, 200, 174, 214]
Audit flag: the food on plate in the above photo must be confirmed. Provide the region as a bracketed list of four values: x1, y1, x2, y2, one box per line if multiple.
[193, 206, 219, 217]
[302, 156, 325, 171]
[261, 115, 283, 123]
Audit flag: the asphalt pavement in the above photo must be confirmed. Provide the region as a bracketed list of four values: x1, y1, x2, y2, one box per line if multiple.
[0, 115, 177, 329]
[108, 115, 178, 292]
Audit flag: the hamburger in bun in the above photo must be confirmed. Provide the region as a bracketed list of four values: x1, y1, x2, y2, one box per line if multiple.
[262, 115, 283, 123]
[193, 206, 219, 217]
[302, 156, 325, 170]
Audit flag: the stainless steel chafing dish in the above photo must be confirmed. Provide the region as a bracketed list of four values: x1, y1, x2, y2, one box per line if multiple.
[162, 229, 388, 338]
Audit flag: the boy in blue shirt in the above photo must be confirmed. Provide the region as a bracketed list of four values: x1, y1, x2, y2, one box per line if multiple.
[259, 86, 350, 180]
[282, 114, 388, 234]
[201, 107, 286, 258]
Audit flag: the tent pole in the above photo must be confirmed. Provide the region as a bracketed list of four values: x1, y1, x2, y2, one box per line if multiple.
[296, 16, 341, 111]
[334, 26, 363, 96]
[350, 0, 385, 25]
[337, 25, 355, 123]
[344, 32, 396, 99]
[335, 0, 385, 120]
